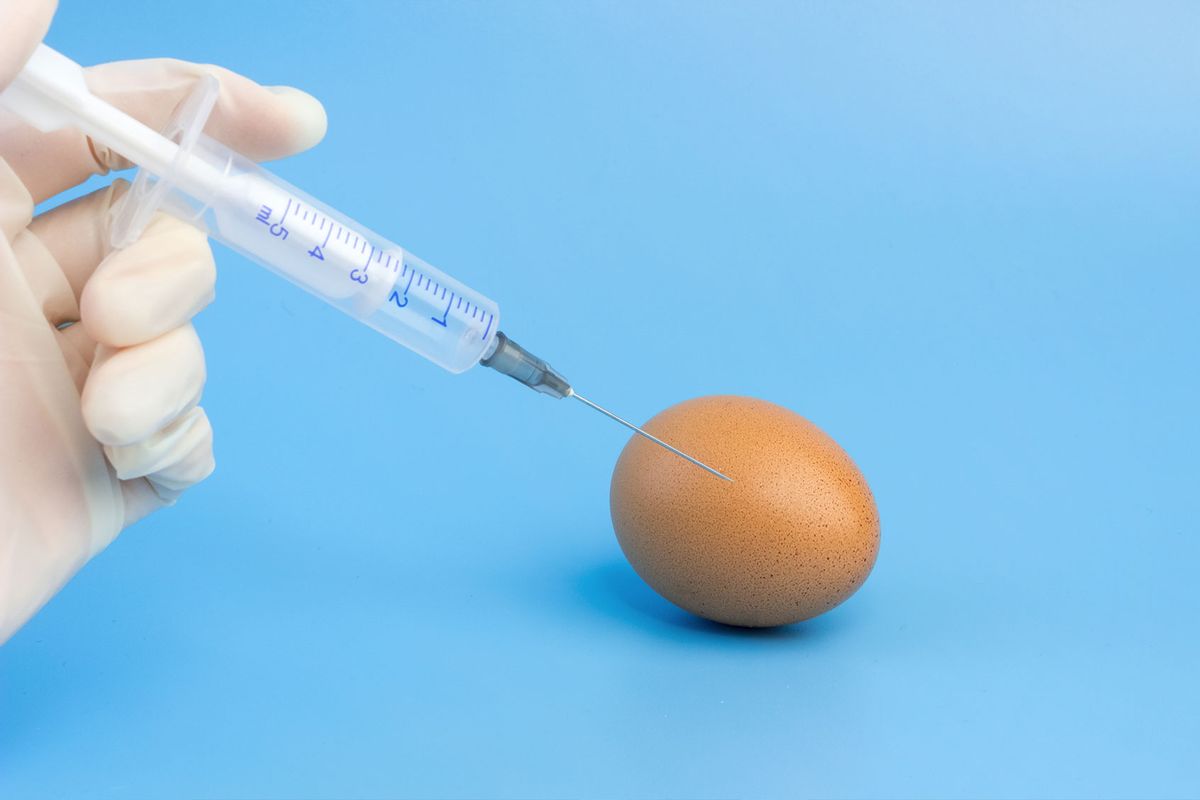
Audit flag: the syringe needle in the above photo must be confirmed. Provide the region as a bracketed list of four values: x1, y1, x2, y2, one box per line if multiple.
[570, 392, 733, 482]
[480, 331, 731, 482]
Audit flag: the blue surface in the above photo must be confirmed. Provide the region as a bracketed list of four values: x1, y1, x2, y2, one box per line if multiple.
[3, 2, 1199, 797]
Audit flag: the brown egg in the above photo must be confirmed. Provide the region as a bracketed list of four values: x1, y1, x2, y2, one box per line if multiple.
[609, 396, 879, 627]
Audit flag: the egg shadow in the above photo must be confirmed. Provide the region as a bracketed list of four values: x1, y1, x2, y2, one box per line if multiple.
[574, 559, 851, 643]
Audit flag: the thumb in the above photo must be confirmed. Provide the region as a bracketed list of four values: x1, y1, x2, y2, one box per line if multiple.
[0, 0, 56, 91]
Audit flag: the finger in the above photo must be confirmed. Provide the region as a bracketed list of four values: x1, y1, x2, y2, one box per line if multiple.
[104, 406, 214, 493]
[87, 60, 327, 167]
[0, 0, 55, 91]
[27, 180, 216, 346]
[81, 324, 205, 447]
[112, 409, 215, 526]
[1, 58, 326, 203]
[120, 478, 167, 528]
[26, 179, 125, 301]
[80, 214, 216, 348]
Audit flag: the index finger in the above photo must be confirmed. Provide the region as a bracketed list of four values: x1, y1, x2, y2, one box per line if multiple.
[0, 57, 326, 203]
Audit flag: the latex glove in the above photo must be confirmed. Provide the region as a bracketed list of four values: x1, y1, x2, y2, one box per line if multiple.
[0, 0, 327, 644]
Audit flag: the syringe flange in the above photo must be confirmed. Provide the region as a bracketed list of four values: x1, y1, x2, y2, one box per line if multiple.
[109, 73, 220, 248]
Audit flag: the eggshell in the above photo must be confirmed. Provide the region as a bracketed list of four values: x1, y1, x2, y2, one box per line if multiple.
[609, 396, 879, 627]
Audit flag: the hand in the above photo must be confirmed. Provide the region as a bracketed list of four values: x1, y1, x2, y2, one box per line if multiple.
[0, 0, 327, 643]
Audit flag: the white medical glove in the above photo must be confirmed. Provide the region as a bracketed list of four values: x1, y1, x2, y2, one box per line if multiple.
[0, 0, 327, 644]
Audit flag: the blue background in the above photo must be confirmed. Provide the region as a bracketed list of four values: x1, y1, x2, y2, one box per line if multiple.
[3, 2, 1198, 797]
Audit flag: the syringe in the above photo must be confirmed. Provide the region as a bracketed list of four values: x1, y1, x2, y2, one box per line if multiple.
[2, 45, 731, 482]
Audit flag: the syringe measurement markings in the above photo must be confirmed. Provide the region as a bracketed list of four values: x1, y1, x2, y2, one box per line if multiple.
[432, 292, 454, 326]
[388, 269, 416, 308]
[254, 202, 491, 339]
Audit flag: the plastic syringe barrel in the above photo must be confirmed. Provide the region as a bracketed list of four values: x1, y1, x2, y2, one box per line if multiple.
[157, 135, 501, 373]
[1, 45, 500, 374]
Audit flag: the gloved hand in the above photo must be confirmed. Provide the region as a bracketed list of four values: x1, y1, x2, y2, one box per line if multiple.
[0, 0, 327, 644]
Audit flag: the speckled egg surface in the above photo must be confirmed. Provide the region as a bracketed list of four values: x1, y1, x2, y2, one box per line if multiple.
[609, 396, 879, 627]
